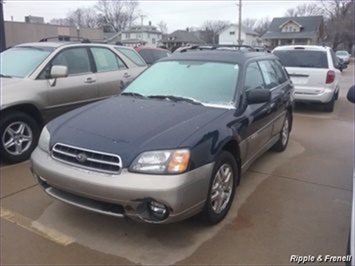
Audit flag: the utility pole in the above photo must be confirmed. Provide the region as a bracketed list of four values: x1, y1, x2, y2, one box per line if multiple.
[0, 1, 6, 52]
[237, 0, 242, 45]
[139, 14, 146, 46]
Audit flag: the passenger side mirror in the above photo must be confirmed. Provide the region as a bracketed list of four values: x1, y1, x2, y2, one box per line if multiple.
[246, 88, 271, 104]
[347, 85, 355, 104]
[50, 65, 68, 79]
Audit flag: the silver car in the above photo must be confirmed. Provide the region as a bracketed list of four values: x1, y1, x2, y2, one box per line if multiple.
[0, 42, 146, 163]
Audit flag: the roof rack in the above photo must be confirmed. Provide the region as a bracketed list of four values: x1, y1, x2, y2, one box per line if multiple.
[39, 36, 92, 43]
[178, 44, 256, 53]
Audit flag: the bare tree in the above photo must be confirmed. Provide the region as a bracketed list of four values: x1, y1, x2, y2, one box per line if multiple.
[321, 0, 354, 49]
[254, 17, 271, 36]
[66, 7, 99, 28]
[95, 0, 139, 32]
[242, 18, 257, 30]
[157, 20, 168, 34]
[285, 3, 323, 17]
[202, 20, 229, 44]
[50, 18, 70, 26]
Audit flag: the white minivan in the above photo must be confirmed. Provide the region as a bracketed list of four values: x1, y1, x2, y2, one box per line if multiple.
[273, 45, 342, 112]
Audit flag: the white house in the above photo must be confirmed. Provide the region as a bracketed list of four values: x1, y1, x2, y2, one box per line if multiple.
[121, 21, 162, 47]
[219, 24, 259, 46]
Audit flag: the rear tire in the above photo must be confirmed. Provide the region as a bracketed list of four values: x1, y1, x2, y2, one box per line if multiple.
[324, 96, 335, 112]
[272, 112, 290, 152]
[203, 151, 238, 225]
[0, 112, 40, 164]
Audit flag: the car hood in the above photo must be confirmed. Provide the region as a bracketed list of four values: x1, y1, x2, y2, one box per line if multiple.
[49, 95, 228, 167]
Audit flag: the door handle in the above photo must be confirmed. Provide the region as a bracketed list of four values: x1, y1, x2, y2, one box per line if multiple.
[123, 73, 131, 79]
[84, 77, 96, 84]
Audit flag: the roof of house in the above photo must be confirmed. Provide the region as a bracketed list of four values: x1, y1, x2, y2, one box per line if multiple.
[103, 32, 121, 41]
[221, 25, 259, 36]
[262, 16, 323, 40]
[160, 30, 205, 44]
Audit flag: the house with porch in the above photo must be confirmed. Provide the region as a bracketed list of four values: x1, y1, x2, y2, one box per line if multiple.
[262, 16, 324, 48]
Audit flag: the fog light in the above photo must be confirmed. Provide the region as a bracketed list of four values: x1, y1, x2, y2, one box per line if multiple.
[149, 201, 168, 220]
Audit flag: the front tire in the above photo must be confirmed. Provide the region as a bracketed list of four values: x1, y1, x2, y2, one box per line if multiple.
[0, 112, 40, 164]
[203, 151, 238, 225]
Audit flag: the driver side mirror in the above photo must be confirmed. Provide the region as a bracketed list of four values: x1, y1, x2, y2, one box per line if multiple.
[50, 65, 68, 79]
[246, 88, 271, 104]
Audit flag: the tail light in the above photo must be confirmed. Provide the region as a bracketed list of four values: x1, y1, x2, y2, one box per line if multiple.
[326, 70, 335, 84]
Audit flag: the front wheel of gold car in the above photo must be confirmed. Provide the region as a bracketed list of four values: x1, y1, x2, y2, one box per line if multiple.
[0, 112, 40, 164]
[203, 151, 238, 225]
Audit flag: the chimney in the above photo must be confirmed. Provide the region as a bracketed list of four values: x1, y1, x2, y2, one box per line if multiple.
[186, 27, 189, 32]
[149, 21, 152, 26]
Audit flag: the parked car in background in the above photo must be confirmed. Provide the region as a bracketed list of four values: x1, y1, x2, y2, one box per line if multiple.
[336, 50, 351, 65]
[273, 45, 341, 112]
[0, 42, 146, 163]
[135, 46, 171, 65]
[31, 47, 294, 225]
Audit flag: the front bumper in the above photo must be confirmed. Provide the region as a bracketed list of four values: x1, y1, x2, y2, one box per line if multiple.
[293, 87, 335, 103]
[31, 148, 214, 224]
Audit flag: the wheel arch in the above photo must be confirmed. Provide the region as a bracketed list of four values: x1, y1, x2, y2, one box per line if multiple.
[1, 104, 44, 127]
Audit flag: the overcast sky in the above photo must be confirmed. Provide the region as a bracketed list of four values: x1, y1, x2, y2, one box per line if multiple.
[4, 0, 313, 32]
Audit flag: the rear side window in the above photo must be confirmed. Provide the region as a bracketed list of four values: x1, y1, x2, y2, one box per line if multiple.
[244, 62, 264, 91]
[273, 50, 328, 69]
[115, 47, 146, 67]
[52, 48, 92, 75]
[91, 47, 127, 72]
[258, 60, 280, 89]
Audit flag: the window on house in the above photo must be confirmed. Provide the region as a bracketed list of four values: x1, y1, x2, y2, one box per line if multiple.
[152, 38, 156, 44]
[230, 31, 235, 35]
[126, 33, 130, 38]
[285, 26, 288, 32]
[148, 33, 150, 38]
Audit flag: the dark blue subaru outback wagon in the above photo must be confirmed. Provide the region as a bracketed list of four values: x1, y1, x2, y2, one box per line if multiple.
[31, 46, 294, 224]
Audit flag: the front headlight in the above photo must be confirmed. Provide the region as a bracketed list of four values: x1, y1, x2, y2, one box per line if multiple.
[130, 149, 190, 174]
[38, 126, 50, 152]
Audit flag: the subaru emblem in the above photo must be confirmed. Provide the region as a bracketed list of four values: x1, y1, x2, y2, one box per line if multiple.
[76, 153, 88, 163]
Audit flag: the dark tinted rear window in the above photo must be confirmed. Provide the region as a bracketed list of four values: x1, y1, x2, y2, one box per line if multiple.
[138, 49, 170, 64]
[273, 50, 328, 69]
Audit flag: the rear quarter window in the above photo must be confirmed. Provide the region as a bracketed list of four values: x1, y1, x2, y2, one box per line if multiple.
[273, 50, 329, 69]
[115, 47, 146, 67]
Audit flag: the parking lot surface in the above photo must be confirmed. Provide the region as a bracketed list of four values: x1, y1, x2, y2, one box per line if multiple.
[1, 63, 354, 265]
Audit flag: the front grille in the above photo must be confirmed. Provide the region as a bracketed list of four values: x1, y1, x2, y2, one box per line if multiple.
[52, 143, 122, 174]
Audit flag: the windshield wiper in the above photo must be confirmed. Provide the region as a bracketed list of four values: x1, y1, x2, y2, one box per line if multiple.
[148, 95, 203, 105]
[121, 92, 146, 98]
[0, 74, 12, 78]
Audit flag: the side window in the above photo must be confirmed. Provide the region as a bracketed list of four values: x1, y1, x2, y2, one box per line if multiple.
[52, 48, 91, 76]
[115, 47, 146, 66]
[258, 60, 280, 89]
[91, 47, 127, 73]
[273, 60, 288, 83]
[244, 62, 265, 91]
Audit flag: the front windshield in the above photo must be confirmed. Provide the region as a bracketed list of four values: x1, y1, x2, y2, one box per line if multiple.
[124, 61, 240, 106]
[0, 46, 53, 78]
